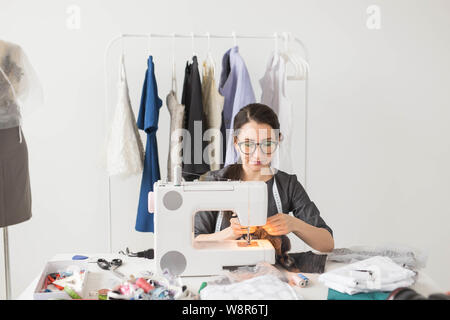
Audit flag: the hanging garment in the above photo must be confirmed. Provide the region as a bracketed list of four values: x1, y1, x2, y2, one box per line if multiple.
[260, 52, 293, 173]
[166, 90, 185, 181]
[219, 46, 256, 167]
[135, 56, 162, 233]
[106, 55, 144, 177]
[181, 56, 210, 181]
[201, 60, 224, 171]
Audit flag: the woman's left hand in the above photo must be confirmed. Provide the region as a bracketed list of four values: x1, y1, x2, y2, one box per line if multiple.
[262, 213, 295, 236]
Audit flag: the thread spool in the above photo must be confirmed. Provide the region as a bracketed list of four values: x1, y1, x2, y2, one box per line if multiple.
[64, 286, 82, 299]
[290, 273, 309, 287]
[136, 277, 154, 293]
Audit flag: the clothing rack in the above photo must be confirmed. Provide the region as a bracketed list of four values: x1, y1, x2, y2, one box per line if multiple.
[103, 32, 310, 253]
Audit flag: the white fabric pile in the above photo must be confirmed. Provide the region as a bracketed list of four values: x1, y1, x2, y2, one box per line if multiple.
[200, 275, 301, 300]
[318, 256, 417, 295]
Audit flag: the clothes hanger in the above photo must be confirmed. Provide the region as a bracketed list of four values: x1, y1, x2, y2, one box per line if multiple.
[171, 33, 177, 94]
[231, 31, 237, 48]
[121, 36, 125, 57]
[190, 32, 197, 64]
[282, 32, 309, 80]
[274, 32, 279, 57]
[281, 32, 299, 77]
[271, 32, 282, 68]
[147, 34, 152, 57]
[120, 39, 126, 82]
[288, 32, 309, 79]
[204, 32, 216, 76]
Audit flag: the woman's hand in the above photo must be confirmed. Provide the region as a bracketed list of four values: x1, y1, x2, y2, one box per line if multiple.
[262, 213, 295, 236]
[230, 216, 257, 239]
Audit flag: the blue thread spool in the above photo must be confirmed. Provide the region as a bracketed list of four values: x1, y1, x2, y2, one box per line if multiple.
[292, 273, 309, 287]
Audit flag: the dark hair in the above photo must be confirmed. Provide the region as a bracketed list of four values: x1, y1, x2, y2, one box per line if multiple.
[224, 103, 281, 181]
[233, 103, 280, 133]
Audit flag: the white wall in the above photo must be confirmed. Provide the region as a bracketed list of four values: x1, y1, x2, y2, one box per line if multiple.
[0, 0, 449, 298]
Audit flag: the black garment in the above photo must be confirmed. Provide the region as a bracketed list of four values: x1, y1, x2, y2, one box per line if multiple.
[181, 56, 210, 181]
[194, 164, 334, 238]
[218, 54, 231, 168]
[288, 251, 328, 274]
[219, 115, 226, 169]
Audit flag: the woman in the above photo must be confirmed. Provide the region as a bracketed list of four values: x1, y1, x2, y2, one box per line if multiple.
[194, 103, 334, 253]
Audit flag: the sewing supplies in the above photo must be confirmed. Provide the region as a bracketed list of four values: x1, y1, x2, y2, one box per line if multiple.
[96, 258, 122, 270]
[40, 266, 87, 300]
[198, 282, 207, 293]
[136, 277, 155, 293]
[290, 273, 309, 287]
[64, 286, 82, 299]
[102, 268, 197, 300]
[95, 258, 126, 280]
[118, 247, 154, 259]
[97, 289, 110, 300]
[72, 255, 89, 260]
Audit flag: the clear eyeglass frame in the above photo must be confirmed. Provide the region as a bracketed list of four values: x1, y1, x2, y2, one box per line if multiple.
[237, 139, 279, 155]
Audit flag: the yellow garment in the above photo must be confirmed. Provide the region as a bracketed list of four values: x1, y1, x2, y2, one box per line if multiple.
[166, 90, 185, 181]
[202, 60, 224, 171]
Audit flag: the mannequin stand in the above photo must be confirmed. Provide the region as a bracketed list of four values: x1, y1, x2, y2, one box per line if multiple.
[2, 227, 11, 300]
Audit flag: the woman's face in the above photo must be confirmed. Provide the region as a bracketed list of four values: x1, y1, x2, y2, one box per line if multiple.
[234, 120, 279, 172]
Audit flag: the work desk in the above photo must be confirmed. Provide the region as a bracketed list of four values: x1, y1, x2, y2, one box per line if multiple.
[17, 253, 442, 300]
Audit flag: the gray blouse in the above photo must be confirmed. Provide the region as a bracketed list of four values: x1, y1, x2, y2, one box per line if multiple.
[194, 165, 333, 238]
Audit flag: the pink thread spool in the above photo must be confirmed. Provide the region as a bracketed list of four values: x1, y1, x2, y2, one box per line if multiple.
[148, 192, 155, 213]
[136, 278, 154, 293]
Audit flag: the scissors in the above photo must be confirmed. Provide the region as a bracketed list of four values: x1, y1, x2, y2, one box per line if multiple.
[96, 258, 123, 271]
[95, 258, 127, 280]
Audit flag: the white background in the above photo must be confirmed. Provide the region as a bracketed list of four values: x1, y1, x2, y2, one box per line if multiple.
[0, 0, 449, 298]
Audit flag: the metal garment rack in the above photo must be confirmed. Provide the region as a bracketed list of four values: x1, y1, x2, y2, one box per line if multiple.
[103, 32, 309, 253]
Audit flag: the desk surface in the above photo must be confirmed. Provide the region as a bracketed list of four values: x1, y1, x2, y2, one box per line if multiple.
[18, 253, 442, 300]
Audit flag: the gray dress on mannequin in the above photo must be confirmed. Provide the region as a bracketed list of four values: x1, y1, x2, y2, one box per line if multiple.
[0, 40, 41, 227]
[0, 127, 31, 227]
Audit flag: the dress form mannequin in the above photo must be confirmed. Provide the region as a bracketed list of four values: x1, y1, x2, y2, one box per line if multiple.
[0, 39, 42, 299]
[2, 228, 11, 299]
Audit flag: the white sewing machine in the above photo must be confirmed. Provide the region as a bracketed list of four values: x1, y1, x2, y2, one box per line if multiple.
[150, 174, 275, 277]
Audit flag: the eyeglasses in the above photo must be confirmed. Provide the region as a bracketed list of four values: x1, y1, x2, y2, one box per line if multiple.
[237, 140, 279, 155]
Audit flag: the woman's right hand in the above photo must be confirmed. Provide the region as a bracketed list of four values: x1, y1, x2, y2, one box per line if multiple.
[229, 216, 257, 239]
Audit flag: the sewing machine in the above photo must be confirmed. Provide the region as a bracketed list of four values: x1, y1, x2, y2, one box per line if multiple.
[150, 176, 275, 277]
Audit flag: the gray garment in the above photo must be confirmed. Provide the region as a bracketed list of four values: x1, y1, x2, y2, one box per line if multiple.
[219, 47, 256, 166]
[328, 246, 427, 269]
[194, 164, 333, 238]
[0, 126, 31, 227]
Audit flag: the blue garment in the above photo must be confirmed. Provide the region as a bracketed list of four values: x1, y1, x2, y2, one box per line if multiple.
[219, 46, 256, 166]
[135, 56, 162, 232]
